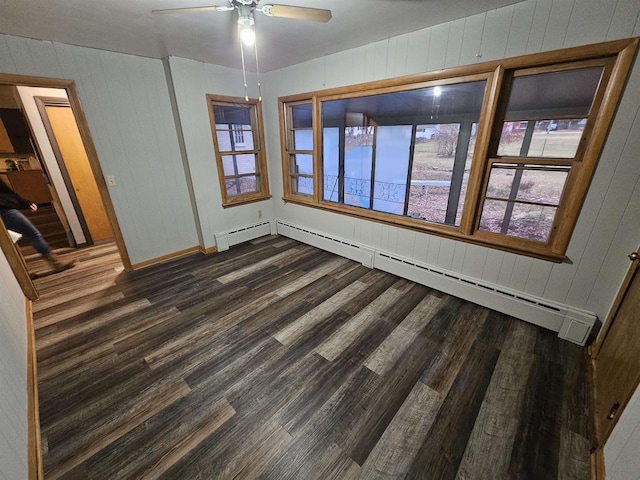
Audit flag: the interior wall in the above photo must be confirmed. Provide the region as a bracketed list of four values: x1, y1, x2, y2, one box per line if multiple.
[167, 56, 275, 248]
[262, 0, 640, 333]
[261, 0, 640, 474]
[0, 248, 28, 479]
[16, 86, 87, 244]
[0, 36, 200, 264]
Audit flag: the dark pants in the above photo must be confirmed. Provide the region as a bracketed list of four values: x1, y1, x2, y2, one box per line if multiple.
[1, 208, 51, 255]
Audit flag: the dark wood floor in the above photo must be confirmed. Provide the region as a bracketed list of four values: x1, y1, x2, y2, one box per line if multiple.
[29, 236, 592, 480]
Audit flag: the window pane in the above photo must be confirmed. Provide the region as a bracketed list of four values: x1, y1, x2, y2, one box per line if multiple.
[323, 127, 339, 202]
[291, 103, 312, 129]
[214, 105, 251, 125]
[479, 200, 556, 242]
[344, 127, 373, 209]
[222, 154, 257, 176]
[291, 154, 313, 175]
[321, 80, 486, 221]
[226, 175, 258, 196]
[486, 164, 568, 205]
[216, 129, 255, 152]
[373, 125, 412, 214]
[293, 129, 313, 150]
[505, 67, 602, 120]
[481, 163, 567, 242]
[291, 176, 313, 195]
[497, 119, 586, 158]
[408, 123, 477, 226]
[322, 81, 486, 126]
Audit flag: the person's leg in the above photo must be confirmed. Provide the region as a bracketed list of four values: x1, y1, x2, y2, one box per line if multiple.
[1, 208, 74, 271]
[0, 208, 51, 254]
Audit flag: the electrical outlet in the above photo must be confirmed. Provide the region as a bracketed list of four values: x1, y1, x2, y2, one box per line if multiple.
[107, 175, 117, 187]
[258, 210, 262, 219]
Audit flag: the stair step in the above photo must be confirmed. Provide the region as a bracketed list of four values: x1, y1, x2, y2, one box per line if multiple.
[16, 205, 71, 255]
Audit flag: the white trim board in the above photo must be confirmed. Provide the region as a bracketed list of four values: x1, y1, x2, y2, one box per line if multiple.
[276, 220, 596, 345]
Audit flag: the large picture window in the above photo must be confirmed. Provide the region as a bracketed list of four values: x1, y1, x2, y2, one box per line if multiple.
[279, 39, 637, 261]
[320, 80, 486, 227]
[208, 95, 270, 207]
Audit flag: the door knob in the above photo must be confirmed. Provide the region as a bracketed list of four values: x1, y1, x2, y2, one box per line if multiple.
[629, 251, 640, 261]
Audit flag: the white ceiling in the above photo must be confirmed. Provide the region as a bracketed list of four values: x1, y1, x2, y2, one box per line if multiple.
[0, 0, 525, 73]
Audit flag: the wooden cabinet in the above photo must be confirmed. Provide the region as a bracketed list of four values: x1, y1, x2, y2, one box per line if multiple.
[0, 118, 13, 152]
[0, 109, 34, 154]
[2, 170, 52, 204]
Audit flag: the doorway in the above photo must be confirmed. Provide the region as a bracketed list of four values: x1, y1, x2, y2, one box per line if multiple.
[0, 74, 130, 301]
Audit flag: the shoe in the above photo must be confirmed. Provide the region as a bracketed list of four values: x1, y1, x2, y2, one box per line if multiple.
[43, 253, 75, 271]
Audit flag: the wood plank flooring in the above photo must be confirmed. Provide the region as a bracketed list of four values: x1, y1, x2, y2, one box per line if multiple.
[29, 236, 593, 479]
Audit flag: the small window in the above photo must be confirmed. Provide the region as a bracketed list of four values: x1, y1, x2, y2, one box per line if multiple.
[208, 95, 270, 206]
[283, 102, 314, 198]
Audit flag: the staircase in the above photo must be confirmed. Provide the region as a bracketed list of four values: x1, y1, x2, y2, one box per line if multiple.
[17, 204, 70, 255]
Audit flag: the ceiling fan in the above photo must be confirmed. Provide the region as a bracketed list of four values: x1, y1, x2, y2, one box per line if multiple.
[153, 1, 331, 100]
[152, 0, 333, 36]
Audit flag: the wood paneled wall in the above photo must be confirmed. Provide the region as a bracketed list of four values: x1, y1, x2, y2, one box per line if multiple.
[261, 1, 640, 475]
[262, 0, 640, 334]
[0, 36, 200, 264]
[166, 57, 275, 249]
[0, 249, 28, 479]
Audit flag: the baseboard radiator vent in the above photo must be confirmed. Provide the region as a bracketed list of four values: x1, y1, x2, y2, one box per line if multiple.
[215, 220, 276, 252]
[276, 221, 375, 267]
[276, 220, 596, 345]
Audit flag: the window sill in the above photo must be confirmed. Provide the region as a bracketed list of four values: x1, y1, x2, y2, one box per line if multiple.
[222, 194, 272, 208]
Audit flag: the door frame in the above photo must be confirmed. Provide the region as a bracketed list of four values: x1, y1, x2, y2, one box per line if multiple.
[590, 246, 639, 358]
[590, 244, 640, 447]
[34, 96, 93, 245]
[0, 73, 131, 300]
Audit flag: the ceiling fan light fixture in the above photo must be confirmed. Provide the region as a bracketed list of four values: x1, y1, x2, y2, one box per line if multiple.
[240, 25, 255, 45]
[237, 11, 255, 46]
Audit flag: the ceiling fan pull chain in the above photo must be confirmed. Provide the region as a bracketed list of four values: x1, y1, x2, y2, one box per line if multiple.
[254, 32, 262, 102]
[239, 38, 249, 101]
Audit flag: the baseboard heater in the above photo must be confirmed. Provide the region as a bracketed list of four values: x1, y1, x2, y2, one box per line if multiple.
[214, 220, 276, 251]
[276, 220, 596, 346]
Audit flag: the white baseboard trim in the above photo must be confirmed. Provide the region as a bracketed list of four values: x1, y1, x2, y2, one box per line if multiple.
[275, 220, 596, 345]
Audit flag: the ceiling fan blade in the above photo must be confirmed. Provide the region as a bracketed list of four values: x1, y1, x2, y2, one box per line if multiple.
[259, 4, 332, 22]
[152, 5, 234, 14]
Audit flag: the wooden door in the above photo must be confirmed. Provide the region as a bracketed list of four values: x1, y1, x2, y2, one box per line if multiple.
[593, 250, 640, 445]
[44, 105, 113, 242]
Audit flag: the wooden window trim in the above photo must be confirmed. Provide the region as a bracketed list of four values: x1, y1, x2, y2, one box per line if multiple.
[278, 38, 639, 262]
[207, 94, 270, 208]
[280, 99, 315, 200]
